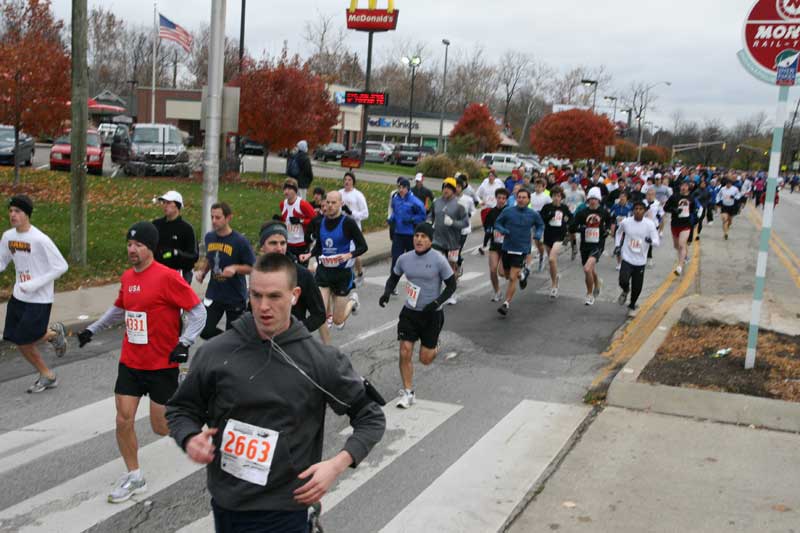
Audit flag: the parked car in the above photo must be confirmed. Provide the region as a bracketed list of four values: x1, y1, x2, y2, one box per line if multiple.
[0, 126, 35, 166]
[112, 123, 190, 177]
[49, 130, 105, 175]
[313, 142, 346, 162]
[389, 143, 424, 166]
[239, 137, 265, 155]
[355, 141, 392, 163]
[97, 123, 117, 146]
[480, 152, 534, 174]
[419, 145, 436, 157]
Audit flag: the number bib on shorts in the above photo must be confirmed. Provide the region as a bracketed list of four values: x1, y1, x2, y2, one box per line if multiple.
[550, 211, 563, 227]
[493, 230, 505, 244]
[221, 418, 280, 486]
[447, 249, 459, 262]
[585, 227, 600, 244]
[629, 239, 642, 253]
[320, 255, 341, 268]
[125, 311, 148, 345]
[406, 280, 421, 308]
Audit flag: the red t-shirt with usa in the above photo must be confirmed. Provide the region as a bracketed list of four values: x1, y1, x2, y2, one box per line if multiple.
[114, 261, 201, 371]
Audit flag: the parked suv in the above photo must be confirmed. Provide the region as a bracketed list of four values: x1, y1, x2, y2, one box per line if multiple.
[481, 152, 533, 174]
[112, 123, 191, 177]
[355, 141, 392, 163]
[389, 143, 423, 166]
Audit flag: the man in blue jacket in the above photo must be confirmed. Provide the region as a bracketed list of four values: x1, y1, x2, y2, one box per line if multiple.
[388, 178, 427, 275]
[493, 187, 544, 316]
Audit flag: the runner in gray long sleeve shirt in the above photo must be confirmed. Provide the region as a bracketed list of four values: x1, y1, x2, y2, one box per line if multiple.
[428, 178, 468, 264]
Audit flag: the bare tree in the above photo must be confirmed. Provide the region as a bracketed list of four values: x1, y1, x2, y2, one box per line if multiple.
[549, 65, 612, 106]
[303, 10, 349, 81]
[185, 24, 240, 88]
[497, 51, 529, 126]
[624, 81, 660, 142]
[516, 61, 556, 146]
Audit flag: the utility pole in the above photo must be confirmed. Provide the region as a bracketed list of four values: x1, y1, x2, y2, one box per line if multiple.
[359, 31, 374, 165]
[202, 0, 226, 244]
[235, 0, 245, 158]
[437, 39, 450, 153]
[172, 50, 178, 88]
[70, 0, 88, 266]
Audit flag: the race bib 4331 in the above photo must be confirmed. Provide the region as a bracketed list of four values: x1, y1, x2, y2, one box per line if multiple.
[125, 311, 148, 345]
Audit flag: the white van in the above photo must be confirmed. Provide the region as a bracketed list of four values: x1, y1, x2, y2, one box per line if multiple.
[481, 152, 535, 173]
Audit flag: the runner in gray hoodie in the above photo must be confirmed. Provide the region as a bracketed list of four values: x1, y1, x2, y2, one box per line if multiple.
[428, 177, 468, 305]
[166, 253, 385, 531]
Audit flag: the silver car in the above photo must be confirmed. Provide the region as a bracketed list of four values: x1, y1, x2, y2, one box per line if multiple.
[0, 126, 35, 166]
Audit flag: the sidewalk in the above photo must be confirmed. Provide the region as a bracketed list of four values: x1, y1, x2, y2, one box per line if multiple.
[508, 212, 800, 531]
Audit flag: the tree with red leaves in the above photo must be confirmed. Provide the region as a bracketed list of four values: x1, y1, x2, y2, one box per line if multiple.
[0, 0, 71, 185]
[449, 103, 501, 155]
[237, 51, 339, 179]
[530, 109, 615, 161]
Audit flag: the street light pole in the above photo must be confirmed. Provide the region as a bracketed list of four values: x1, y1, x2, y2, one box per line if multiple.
[402, 55, 421, 143]
[581, 79, 598, 112]
[636, 81, 672, 163]
[604, 96, 618, 123]
[437, 39, 450, 153]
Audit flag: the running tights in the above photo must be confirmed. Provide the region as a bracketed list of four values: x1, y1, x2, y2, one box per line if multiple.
[619, 260, 646, 308]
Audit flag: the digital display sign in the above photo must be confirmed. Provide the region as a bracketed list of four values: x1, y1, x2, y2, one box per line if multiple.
[344, 91, 388, 106]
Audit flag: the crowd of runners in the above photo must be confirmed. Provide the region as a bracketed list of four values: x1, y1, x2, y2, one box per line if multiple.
[0, 141, 781, 531]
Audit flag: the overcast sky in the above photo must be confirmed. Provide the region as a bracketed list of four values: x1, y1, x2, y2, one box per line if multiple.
[51, 0, 784, 131]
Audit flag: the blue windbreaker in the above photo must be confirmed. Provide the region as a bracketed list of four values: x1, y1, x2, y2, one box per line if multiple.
[494, 205, 544, 255]
[388, 191, 427, 236]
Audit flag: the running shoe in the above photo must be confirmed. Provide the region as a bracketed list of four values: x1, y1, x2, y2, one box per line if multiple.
[684, 255, 690, 265]
[396, 389, 415, 409]
[724, 234, 729, 240]
[325, 315, 333, 329]
[27, 374, 58, 393]
[674, 265, 683, 276]
[549, 287, 559, 299]
[108, 472, 147, 503]
[584, 295, 595, 306]
[49, 322, 67, 358]
[392, 288, 399, 296]
[647, 258, 655, 268]
[708, 221, 714, 226]
[491, 291, 503, 302]
[457, 264, 464, 278]
[476, 247, 485, 256]
[615, 264, 621, 271]
[349, 292, 360, 315]
[519, 267, 530, 290]
[627, 306, 638, 318]
[497, 302, 509, 316]
[446, 296, 457, 305]
[695, 235, 700, 241]
[593, 278, 603, 297]
[618, 290, 628, 305]
[355, 271, 365, 288]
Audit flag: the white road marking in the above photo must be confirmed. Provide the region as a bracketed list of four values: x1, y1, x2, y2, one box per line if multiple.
[177, 399, 462, 533]
[0, 397, 150, 476]
[379, 399, 590, 533]
[0, 437, 201, 533]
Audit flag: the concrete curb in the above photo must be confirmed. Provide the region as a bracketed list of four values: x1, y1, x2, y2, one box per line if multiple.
[607, 294, 800, 433]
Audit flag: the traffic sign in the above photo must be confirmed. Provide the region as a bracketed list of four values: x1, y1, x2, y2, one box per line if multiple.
[345, 91, 388, 106]
[738, 0, 800, 85]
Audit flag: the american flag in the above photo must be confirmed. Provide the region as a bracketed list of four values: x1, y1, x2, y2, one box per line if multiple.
[158, 14, 192, 53]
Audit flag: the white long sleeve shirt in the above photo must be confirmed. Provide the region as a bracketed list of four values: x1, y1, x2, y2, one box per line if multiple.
[339, 188, 369, 229]
[476, 178, 505, 209]
[717, 185, 741, 207]
[0, 225, 68, 303]
[615, 217, 660, 267]
[458, 194, 475, 236]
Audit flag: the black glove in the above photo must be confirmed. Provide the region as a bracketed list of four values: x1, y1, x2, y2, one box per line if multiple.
[342, 205, 353, 215]
[272, 214, 282, 221]
[77, 329, 93, 348]
[169, 342, 190, 364]
[422, 300, 440, 313]
[645, 237, 652, 244]
[378, 293, 390, 307]
[613, 246, 621, 256]
[289, 216, 301, 224]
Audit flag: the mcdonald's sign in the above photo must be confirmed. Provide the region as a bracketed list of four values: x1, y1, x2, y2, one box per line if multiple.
[346, 0, 399, 32]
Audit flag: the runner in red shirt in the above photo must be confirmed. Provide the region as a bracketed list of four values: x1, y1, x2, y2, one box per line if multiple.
[279, 178, 317, 265]
[77, 221, 206, 504]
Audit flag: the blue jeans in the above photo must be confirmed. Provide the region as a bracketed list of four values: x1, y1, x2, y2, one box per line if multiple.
[212, 500, 309, 533]
[391, 233, 415, 272]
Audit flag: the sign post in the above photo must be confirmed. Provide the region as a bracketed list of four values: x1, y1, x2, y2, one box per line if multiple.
[737, 0, 800, 369]
[346, 1, 399, 165]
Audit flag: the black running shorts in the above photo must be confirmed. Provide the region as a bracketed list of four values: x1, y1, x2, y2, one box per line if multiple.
[3, 296, 51, 346]
[315, 266, 354, 297]
[501, 251, 526, 271]
[580, 243, 603, 265]
[397, 306, 444, 349]
[115, 363, 180, 405]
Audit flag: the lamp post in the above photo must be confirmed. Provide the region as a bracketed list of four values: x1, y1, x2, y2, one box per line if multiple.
[581, 78, 598, 112]
[401, 55, 422, 143]
[620, 107, 633, 136]
[637, 81, 672, 163]
[437, 39, 450, 153]
[604, 95, 618, 123]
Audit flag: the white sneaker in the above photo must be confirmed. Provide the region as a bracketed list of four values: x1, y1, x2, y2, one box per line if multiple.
[491, 291, 503, 302]
[708, 221, 714, 226]
[585, 295, 595, 306]
[396, 389, 415, 409]
[627, 306, 639, 318]
[325, 315, 333, 329]
[355, 271, 365, 287]
[108, 472, 147, 503]
[446, 296, 457, 305]
[674, 265, 683, 276]
[615, 264, 621, 271]
[618, 291, 628, 306]
[349, 292, 360, 315]
[684, 255, 690, 265]
[647, 258, 655, 268]
[549, 287, 559, 299]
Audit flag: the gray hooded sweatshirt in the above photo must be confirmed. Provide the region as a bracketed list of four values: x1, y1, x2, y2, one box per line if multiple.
[166, 314, 385, 512]
[429, 194, 468, 252]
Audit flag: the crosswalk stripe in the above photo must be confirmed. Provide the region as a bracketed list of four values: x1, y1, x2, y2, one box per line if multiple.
[378, 399, 590, 533]
[176, 398, 463, 533]
[0, 437, 199, 532]
[0, 396, 150, 477]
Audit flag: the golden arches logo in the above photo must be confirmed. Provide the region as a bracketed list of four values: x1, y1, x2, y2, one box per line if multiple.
[349, 0, 395, 13]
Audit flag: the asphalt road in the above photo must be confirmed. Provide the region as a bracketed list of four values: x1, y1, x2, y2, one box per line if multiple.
[0, 228, 680, 532]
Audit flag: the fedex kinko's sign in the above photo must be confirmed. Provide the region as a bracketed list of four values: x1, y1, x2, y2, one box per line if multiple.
[346, 0, 399, 32]
[739, 0, 800, 84]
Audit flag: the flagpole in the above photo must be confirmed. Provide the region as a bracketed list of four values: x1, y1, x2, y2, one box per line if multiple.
[151, 1, 157, 123]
